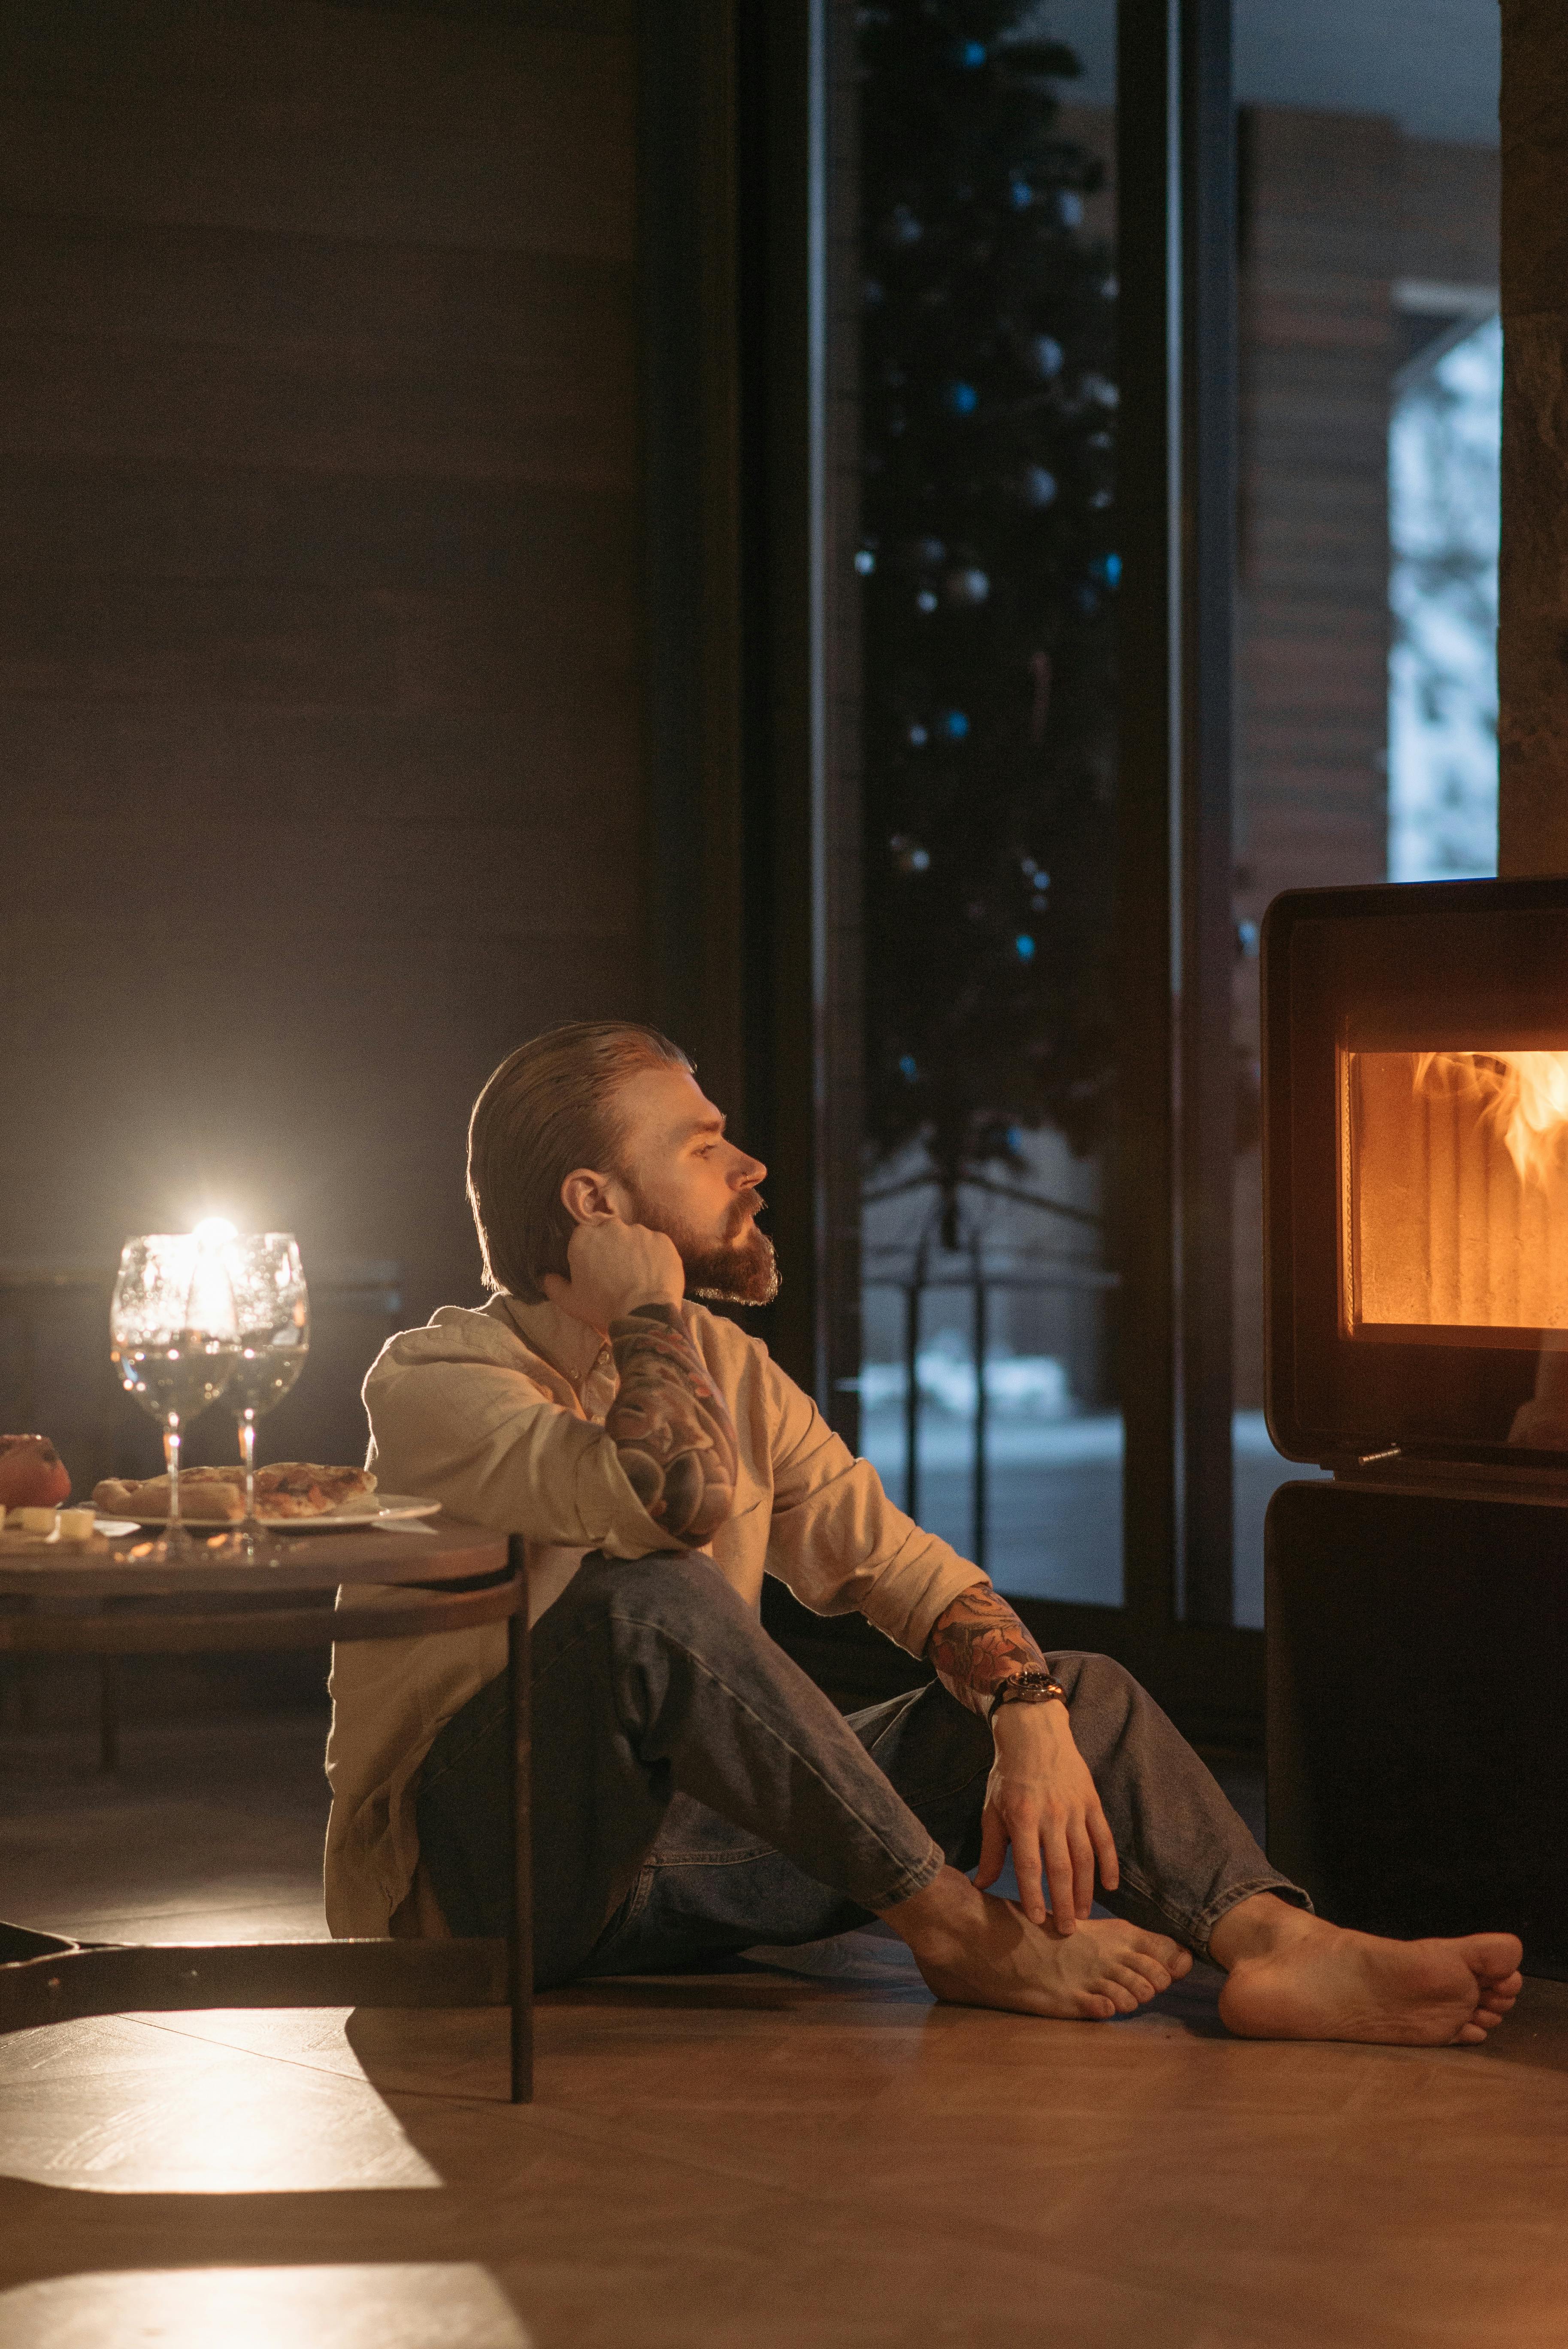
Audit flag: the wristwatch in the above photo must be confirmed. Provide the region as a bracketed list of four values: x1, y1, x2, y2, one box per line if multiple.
[988, 1668, 1068, 1722]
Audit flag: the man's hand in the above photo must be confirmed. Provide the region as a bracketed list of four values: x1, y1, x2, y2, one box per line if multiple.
[546, 1218, 684, 1336]
[923, 1582, 1120, 1928]
[977, 1700, 1120, 1933]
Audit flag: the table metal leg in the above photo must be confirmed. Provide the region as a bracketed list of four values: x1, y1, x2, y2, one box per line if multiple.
[8, 1596, 39, 1732]
[98, 1658, 120, 1773]
[0, 1928, 511, 2033]
[507, 1586, 533, 2103]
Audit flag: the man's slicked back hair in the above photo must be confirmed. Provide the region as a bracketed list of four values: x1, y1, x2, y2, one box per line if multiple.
[466, 1021, 693, 1301]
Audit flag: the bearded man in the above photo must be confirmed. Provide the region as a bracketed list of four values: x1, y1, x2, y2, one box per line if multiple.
[324, 1021, 1523, 2043]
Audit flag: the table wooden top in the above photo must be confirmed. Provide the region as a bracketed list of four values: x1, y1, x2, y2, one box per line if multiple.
[0, 1513, 511, 1600]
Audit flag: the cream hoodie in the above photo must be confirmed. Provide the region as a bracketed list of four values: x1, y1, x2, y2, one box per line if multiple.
[323, 1293, 985, 1936]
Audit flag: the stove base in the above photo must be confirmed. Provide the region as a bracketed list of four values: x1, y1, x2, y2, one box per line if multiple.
[1266, 1478, 1568, 1980]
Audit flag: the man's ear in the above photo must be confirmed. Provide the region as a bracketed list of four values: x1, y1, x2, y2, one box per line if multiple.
[560, 1167, 617, 1226]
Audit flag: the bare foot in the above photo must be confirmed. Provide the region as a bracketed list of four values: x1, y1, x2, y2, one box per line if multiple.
[1212, 1898, 1524, 2046]
[882, 1865, 1192, 2019]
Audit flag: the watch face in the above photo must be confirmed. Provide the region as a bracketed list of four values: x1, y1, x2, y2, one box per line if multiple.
[990, 1672, 1066, 1716]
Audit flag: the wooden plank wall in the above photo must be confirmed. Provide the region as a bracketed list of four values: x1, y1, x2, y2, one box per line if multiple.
[0, 0, 642, 1469]
[1235, 108, 1404, 910]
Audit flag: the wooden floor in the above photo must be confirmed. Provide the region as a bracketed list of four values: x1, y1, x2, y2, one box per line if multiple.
[2, 1709, 1567, 2349]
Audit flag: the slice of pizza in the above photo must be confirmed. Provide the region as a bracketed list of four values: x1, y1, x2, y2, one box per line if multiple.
[252, 1463, 378, 1517]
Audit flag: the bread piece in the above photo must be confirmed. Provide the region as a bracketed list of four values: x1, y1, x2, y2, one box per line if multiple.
[91, 1473, 244, 1522]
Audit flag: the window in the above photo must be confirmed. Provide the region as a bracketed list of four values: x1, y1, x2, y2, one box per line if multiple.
[854, 0, 1124, 1608]
[1231, 0, 1501, 1624]
[1388, 304, 1501, 885]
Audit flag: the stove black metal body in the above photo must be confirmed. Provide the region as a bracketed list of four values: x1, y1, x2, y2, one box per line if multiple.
[1262, 878, 1568, 1976]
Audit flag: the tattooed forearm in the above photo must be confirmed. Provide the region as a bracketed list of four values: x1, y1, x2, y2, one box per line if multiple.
[606, 1304, 739, 1546]
[926, 1585, 1052, 1717]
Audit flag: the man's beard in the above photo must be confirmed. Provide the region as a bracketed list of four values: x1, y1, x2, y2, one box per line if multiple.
[685, 1218, 781, 1306]
[624, 1185, 781, 1307]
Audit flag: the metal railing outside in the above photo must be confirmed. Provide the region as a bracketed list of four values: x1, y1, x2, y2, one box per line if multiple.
[860, 1176, 1117, 1578]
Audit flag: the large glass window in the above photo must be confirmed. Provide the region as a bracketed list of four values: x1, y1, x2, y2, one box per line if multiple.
[855, 0, 1122, 1604]
[1230, 0, 1501, 1624]
[1388, 306, 1501, 884]
[848, 0, 1501, 1641]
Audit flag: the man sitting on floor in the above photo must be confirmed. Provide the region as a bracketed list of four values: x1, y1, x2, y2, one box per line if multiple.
[325, 1021, 1523, 2044]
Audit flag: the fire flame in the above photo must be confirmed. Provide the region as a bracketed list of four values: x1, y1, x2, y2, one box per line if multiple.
[1414, 1050, 1568, 1185]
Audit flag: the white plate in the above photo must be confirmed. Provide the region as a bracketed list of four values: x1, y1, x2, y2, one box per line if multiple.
[97, 1494, 442, 1534]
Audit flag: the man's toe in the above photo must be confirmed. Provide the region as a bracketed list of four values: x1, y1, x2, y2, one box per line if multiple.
[1108, 1965, 1157, 2003]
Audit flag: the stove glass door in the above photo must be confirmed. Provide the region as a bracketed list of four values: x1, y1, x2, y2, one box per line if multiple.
[1344, 1048, 1568, 1347]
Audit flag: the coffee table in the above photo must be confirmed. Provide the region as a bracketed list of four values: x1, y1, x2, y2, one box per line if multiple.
[0, 1516, 533, 2100]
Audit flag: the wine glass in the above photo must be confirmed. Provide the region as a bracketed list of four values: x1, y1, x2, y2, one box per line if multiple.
[220, 1234, 310, 1558]
[110, 1234, 241, 1560]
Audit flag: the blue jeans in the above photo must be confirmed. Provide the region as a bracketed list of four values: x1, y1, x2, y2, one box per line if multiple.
[415, 1551, 1305, 1987]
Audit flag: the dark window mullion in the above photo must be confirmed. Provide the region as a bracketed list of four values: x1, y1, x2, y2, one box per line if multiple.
[1115, 0, 1181, 1636]
[1179, 0, 1238, 1625]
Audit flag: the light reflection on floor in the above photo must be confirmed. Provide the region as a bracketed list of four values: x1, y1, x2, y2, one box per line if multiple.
[0, 2265, 528, 2349]
[1, 2007, 444, 2195]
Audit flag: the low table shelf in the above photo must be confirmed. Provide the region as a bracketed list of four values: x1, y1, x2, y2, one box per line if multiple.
[0, 1516, 533, 2100]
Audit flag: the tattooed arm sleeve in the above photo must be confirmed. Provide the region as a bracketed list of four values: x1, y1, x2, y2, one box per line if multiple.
[605, 1303, 740, 1548]
[925, 1583, 1053, 1718]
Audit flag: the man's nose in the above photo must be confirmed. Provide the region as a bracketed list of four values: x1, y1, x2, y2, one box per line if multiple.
[733, 1149, 766, 1188]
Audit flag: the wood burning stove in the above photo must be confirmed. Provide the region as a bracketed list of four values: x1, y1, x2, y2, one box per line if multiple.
[1265, 875, 1568, 1470]
[1262, 879, 1568, 1975]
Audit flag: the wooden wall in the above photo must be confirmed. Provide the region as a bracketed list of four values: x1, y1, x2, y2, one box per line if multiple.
[1234, 109, 1404, 909]
[0, 0, 642, 1471]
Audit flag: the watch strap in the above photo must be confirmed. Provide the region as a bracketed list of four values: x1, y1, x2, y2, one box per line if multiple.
[987, 1668, 1068, 1722]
